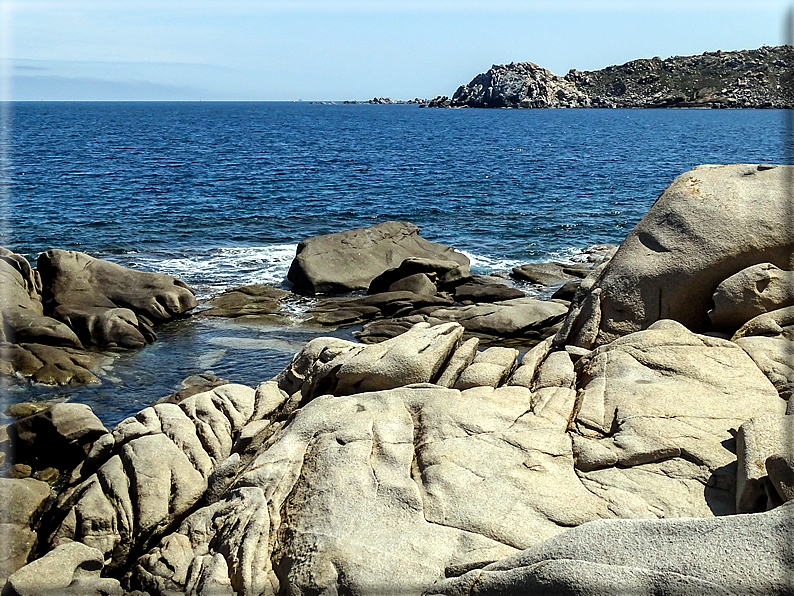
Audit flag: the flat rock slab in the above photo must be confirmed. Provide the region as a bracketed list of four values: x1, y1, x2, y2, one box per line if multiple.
[427, 297, 568, 338]
[454, 282, 525, 303]
[427, 502, 794, 596]
[201, 284, 290, 318]
[308, 291, 453, 326]
[287, 221, 469, 295]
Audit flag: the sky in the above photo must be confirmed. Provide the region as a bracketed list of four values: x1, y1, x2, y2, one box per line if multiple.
[1, 0, 792, 101]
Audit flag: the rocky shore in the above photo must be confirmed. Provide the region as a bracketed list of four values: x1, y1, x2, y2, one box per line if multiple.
[429, 45, 794, 109]
[2, 163, 794, 594]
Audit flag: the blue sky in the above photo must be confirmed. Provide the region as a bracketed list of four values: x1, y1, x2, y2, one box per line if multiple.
[1, 0, 791, 101]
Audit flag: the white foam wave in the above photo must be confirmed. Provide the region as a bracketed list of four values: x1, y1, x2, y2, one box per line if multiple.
[547, 246, 588, 264]
[120, 244, 298, 300]
[460, 251, 524, 274]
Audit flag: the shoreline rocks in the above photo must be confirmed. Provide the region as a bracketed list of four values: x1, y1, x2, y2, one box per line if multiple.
[0, 248, 198, 385]
[6, 162, 794, 594]
[557, 164, 794, 350]
[287, 220, 469, 295]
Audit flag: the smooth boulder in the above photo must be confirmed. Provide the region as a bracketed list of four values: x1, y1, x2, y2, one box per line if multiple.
[38, 249, 197, 348]
[558, 164, 794, 348]
[709, 262, 794, 331]
[3, 542, 122, 596]
[287, 221, 469, 295]
[426, 502, 794, 596]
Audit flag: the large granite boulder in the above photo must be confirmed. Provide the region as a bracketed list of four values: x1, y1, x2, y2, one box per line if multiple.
[0, 249, 81, 348]
[558, 164, 794, 348]
[287, 221, 469, 295]
[1, 248, 199, 385]
[570, 319, 784, 517]
[37, 249, 197, 348]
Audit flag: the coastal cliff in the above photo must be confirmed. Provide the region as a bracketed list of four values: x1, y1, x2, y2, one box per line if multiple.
[431, 45, 794, 108]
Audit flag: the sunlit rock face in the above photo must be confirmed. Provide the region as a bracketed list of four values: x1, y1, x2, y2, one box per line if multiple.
[558, 164, 794, 348]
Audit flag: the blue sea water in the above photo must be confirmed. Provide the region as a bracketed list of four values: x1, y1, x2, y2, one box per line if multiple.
[2, 102, 789, 425]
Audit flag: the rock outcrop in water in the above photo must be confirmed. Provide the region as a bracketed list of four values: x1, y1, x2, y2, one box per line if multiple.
[0, 249, 197, 385]
[287, 220, 470, 295]
[5, 164, 794, 594]
[430, 45, 794, 109]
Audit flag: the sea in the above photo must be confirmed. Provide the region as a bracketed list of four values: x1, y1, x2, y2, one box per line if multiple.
[1, 101, 789, 426]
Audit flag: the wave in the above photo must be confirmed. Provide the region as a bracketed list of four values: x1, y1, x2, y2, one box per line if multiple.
[116, 244, 298, 300]
[459, 251, 524, 274]
[111, 243, 606, 302]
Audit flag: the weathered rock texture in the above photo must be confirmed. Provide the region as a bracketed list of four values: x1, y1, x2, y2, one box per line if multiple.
[558, 164, 794, 348]
[426, 501, 794, 596]
[41, 384, 261, 574]
[433, 45, 794, 109]
[15, 315, 785, 595]
[287, 221, 469, 295]
[9, 164, 794, 595]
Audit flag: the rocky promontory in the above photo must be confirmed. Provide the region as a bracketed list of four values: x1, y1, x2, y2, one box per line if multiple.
[2, 163, 794, 594]
[430, 45, 794, 109]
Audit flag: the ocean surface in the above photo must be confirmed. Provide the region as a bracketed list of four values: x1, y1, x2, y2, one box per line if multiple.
[2, 102, 789, 426]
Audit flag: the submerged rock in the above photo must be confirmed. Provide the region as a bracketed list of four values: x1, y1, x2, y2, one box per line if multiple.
[201, 284, 290, 318]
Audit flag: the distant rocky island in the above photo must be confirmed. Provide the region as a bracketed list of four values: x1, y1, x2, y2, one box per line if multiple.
[429, 45, 793, 109]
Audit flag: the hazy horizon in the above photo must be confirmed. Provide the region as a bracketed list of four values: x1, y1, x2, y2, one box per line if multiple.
[1, 0, 791, 102]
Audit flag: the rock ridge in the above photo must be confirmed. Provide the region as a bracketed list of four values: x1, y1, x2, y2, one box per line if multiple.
[431, 45, 794, 109]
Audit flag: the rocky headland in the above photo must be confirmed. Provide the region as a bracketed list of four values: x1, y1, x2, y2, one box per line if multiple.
[429, 45, 794, 109]
[2, 164, 794, 594]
